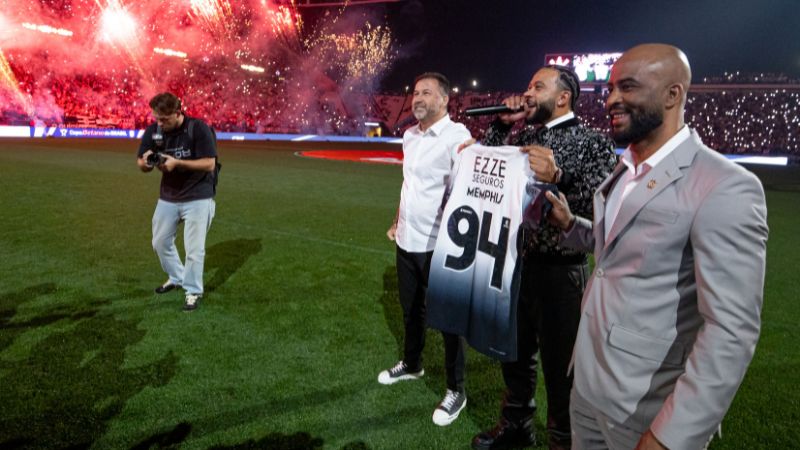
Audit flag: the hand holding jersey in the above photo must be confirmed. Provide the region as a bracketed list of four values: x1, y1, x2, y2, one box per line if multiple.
[521, 145, 560, 184]
[471, 65, 616, 450]
[544, 190, 575, 231]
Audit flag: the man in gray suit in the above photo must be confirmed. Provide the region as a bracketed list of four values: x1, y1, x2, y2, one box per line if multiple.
[545, 43, 769, 450]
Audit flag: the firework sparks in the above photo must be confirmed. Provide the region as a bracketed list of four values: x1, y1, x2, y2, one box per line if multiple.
[0, 0, 399, 135]
[190, 0, 236, 40]
[318, 22, 395, 82]
[262, 1, 303, 51]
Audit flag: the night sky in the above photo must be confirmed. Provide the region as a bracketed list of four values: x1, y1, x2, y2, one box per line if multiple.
[364, 0, 800, 92]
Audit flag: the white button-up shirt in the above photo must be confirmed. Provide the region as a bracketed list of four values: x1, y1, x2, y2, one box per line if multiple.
[604, 126, 690, 239]
[396, 115, 472, 252]
[544, 111, 575, 129]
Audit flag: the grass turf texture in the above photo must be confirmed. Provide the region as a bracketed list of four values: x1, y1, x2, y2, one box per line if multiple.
[0, 139, 797, 449]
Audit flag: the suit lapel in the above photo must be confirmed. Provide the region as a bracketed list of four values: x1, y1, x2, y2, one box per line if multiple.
[593, 161, 627, 255]
[603, 132, 701, 250]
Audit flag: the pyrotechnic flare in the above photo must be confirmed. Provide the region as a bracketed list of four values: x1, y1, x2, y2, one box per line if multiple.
[97, 0, 138, 44]
[95, 0, 149, 81]
[0, 48, 34, 117]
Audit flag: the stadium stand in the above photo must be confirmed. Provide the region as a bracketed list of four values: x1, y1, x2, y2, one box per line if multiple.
[1, 67, 798, 155]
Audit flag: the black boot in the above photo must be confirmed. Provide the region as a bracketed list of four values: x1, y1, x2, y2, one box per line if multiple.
[471, 417, 536, 450]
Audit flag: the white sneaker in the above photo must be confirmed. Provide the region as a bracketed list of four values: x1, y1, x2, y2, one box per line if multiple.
[432, 389, 466, 426]
[183, 294, 201, 311]
[377, 361, 424, 385]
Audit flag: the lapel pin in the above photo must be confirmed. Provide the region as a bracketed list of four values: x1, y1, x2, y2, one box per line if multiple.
[647, 179, 657, 189]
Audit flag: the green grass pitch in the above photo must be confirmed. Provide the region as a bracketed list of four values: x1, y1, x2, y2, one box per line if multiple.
[0, 139, 797, 449]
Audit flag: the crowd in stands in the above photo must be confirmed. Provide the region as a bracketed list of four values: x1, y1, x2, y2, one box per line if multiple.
[2, 69, 798, 155]
[701, 72, 800, 85]
[386, 82, 800, 156]
[442, 89, 799, 156]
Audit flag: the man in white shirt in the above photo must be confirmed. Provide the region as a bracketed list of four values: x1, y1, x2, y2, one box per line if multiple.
[380, 72, 472, 427]
[546, 44, 768, 450]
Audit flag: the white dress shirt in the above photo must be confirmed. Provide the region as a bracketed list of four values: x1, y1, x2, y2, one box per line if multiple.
[396, 115, 472, 253]
[604, 126, 690, 239]
[544, 111, 575, 129]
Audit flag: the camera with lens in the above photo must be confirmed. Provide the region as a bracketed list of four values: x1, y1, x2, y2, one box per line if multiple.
[146, 151, 165, 166]
[146, 128, 166, 166]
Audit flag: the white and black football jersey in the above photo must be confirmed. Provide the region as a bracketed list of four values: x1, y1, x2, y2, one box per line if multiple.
[426, 144, 534, 362]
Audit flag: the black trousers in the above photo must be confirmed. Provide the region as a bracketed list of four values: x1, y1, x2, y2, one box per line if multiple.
[500, 256, 588, 447]
[396, 246, 466, 393]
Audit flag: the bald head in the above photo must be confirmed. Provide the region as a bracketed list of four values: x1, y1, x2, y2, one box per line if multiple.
[606, 44, 692, 156]
[619, 43, 691, 106]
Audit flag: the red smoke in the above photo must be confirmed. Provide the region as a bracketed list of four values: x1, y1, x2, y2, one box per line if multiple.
[0, 0, 395, 133]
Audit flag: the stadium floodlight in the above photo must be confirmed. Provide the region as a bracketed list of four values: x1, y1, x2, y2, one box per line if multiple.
[153, 47, 188, 59]
[241, 64, 265, 73]
[21, 23, 74, 37]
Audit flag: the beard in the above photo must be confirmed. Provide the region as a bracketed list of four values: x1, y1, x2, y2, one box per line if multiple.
[526, 97, 555, 125]
[412, 104, 429, 121]
[611, 104, 664, 147]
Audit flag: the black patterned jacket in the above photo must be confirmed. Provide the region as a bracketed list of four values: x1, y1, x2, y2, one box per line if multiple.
[483, 117, 617, 259]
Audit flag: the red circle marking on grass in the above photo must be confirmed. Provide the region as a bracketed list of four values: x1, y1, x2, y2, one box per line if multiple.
[297, 150, 403, 165]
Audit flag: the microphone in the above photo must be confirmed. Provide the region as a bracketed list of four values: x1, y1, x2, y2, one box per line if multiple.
[464, 105, 524, 116]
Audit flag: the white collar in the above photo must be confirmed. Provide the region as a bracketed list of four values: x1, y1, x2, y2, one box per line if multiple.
[620, 125, 691, 174]
[416, 114, 451, 136]
[545, 111, 575, 129]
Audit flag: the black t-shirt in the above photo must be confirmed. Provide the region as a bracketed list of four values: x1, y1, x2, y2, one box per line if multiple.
[138, 116, 218, 202]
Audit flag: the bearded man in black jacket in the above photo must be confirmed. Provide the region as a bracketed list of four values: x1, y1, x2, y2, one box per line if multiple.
[472, 65, 616, 450]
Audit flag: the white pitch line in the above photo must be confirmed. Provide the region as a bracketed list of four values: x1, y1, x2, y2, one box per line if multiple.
[291, 134, 316, 142]
[214, 218, 394, 256]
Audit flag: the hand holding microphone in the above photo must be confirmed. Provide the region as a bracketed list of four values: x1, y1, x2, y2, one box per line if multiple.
[464, 95, 529, 125]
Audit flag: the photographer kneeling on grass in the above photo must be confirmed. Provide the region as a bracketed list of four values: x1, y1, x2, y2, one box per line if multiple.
[137, 92, 219, 311]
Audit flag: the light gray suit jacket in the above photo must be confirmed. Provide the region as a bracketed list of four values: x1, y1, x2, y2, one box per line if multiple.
[562, 129, 768, 450]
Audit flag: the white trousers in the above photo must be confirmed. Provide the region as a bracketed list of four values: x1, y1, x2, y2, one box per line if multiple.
[151, 198, 215, 295]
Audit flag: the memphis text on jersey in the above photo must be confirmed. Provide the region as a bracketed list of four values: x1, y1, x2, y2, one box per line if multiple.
[468, 156, 507, 204]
